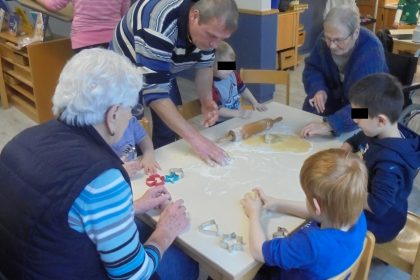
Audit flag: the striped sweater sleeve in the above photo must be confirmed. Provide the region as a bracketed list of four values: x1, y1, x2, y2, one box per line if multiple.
[68, 168, 160, 279]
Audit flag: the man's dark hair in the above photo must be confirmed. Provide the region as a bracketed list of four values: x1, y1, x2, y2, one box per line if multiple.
[349, 73, 404, 123]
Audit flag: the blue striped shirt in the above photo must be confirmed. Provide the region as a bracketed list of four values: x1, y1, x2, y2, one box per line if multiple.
[68, 169, 160, 279]
[110, 0, 215, 105]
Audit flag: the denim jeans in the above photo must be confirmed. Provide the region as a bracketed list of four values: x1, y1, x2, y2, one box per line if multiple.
[135, 218, 199, 280]
[151, 78, 183, 148]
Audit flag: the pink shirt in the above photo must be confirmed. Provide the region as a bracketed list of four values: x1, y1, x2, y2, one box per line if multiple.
[37, 0, 131, 49]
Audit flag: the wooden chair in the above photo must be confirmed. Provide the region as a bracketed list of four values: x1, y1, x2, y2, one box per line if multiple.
[373, 211, 420, 280]
[329, 231, 376, 280]
[239, 68, 291, 105]
[177, 99, 201, 120]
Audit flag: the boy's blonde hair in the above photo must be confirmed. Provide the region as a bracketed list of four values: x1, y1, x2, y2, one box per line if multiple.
[300, 149, 367, 228]
[215, 41, 236, 62]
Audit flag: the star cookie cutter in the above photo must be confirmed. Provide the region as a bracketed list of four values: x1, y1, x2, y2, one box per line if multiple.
[272, 226, 288, 238]
[220, 232, 245, 252]
[165, 172, 180, 184]
[146, 174, 165, 187]
[198, 219, 220, 236]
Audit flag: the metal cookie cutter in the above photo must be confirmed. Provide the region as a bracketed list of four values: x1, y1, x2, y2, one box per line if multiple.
[272, 226, 288, 238]
[169, 168, 184, 179]
[198, 219, 219, 236]
[220, 232, 245, 252]
[146, 174, 165, 187]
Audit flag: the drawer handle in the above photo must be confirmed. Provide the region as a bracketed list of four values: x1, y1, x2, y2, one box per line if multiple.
[285, 55, 292, 59]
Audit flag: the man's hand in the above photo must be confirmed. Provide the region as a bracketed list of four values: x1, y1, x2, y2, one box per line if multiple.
[190, 134, 230, 166]
[300, 121, 332, 138]
[201, 98, 219, 127]
[133, 185, 171, 214]
[308, 90, 327, 114]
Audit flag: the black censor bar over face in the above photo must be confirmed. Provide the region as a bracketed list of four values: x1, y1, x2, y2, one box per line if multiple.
[351, 108, 368, 119]
[217, 61, 236, 70]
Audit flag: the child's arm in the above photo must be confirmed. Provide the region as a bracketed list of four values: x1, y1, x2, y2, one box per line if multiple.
[138, 135, 160, 175]
[241, 192, 265, 262]
[254, 188, 311, 219]
[393, 9, 403, 28]
[218, 107, 252, 119]
[241, 88, 268, 112]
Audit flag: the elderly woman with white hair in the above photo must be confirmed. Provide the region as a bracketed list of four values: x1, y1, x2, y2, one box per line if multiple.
[300, 5, 388, 138]
[0, 48, 198, 279]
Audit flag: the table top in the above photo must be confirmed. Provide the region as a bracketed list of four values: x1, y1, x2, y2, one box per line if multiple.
[131, 102, 354, 279]
[390, 29, 417, 42]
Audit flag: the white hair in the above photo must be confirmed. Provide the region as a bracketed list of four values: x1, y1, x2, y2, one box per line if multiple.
[324, 5, 360, 34]
[52, 48, 142, 126]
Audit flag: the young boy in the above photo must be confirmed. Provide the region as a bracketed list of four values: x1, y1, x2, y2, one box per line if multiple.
[342, 73, 420, 243]
[212, 41, 267, 123]
[111, 115, 160, 177]
[241, 148, 368, 279]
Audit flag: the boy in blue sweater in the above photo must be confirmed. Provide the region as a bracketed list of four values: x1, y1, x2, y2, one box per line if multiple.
[241, 148, 368, 279]
[342, 73, 420, 243]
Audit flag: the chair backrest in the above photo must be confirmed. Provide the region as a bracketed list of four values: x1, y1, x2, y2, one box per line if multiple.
[329, 231, 375, 280]
[376, 29, 393, 53]
[177, 99, 201, 120]
[373, 211, 420, 279]
[385, 52, 418, 87]
[239, 68, 291, 105]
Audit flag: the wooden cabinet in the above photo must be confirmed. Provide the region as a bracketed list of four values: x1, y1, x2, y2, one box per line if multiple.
[276, 10, 305, 70]
[0, 32, 72, 122]
[357, 0, 398, 30]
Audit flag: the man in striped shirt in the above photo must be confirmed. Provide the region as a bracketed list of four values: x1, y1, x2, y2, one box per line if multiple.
[111, 0, 238, 166]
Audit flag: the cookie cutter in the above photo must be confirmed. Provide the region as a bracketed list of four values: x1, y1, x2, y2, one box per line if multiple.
[272, 226, 288, 238]
[146, 174, 165, 187]
[165, 172, 180, 183]
[169, 168, 184, 179]
[220, 232, 245, 252]
[198, 219, 220, 236]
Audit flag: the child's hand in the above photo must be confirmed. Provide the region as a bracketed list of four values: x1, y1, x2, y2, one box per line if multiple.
[253, 187, 279, 211]
[341, 142, 352, 152]
[253, 103, 268, 112]
[123, 161, 143, 178]
[139, 154, 161, 175]
[241, 190, 263, 218]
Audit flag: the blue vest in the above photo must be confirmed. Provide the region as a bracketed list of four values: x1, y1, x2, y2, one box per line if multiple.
[0, 120, 130, 279]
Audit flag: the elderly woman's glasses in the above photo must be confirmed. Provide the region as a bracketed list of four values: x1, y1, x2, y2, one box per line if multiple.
[322, 30, 354, 46]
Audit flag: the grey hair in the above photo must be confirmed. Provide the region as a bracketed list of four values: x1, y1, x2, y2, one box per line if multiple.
[324, 5, 360, 34]
[192, 0, 239, 32]
[52, 48, 142, 126]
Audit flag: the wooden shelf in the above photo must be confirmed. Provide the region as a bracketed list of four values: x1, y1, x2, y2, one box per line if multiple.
[4, 69, 32, 87]
[0, 32, 72, 122]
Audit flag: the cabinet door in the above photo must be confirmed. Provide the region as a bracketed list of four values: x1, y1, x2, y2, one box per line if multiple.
[277, 13, 296, 51]
[383, 8, 397, 29]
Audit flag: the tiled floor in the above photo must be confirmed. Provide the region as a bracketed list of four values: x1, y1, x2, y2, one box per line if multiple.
[0, 60, 418, 279]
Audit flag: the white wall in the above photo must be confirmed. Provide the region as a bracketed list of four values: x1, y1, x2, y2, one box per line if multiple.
[234, 0, 272, 11]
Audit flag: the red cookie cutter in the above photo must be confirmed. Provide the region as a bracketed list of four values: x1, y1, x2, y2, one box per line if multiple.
[146, 174, 165, 187]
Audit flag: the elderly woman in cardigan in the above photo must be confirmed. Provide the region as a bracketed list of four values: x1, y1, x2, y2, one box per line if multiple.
[300, 5, 388, 138]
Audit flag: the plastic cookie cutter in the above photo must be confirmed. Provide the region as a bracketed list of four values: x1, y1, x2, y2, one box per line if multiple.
[198, 219, 220, 236]
[220, 232, 246, 252]
[272, 226, 288, 238]
[146, 174, 165, 187]
[164, 172, 180, 184]
[169, 168, 184, 179]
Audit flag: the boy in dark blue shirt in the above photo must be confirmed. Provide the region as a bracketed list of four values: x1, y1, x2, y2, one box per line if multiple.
[342, 73, 420, 243]
[241, 148, 368, 279]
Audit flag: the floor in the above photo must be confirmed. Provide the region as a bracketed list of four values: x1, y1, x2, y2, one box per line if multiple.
[0, 61, 418, 280]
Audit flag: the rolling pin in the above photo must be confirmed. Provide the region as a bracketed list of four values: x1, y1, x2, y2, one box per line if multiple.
[217, 116, 283, 142]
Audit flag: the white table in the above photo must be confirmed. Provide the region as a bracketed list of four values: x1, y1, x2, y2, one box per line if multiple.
[131, 102, 353, 280]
